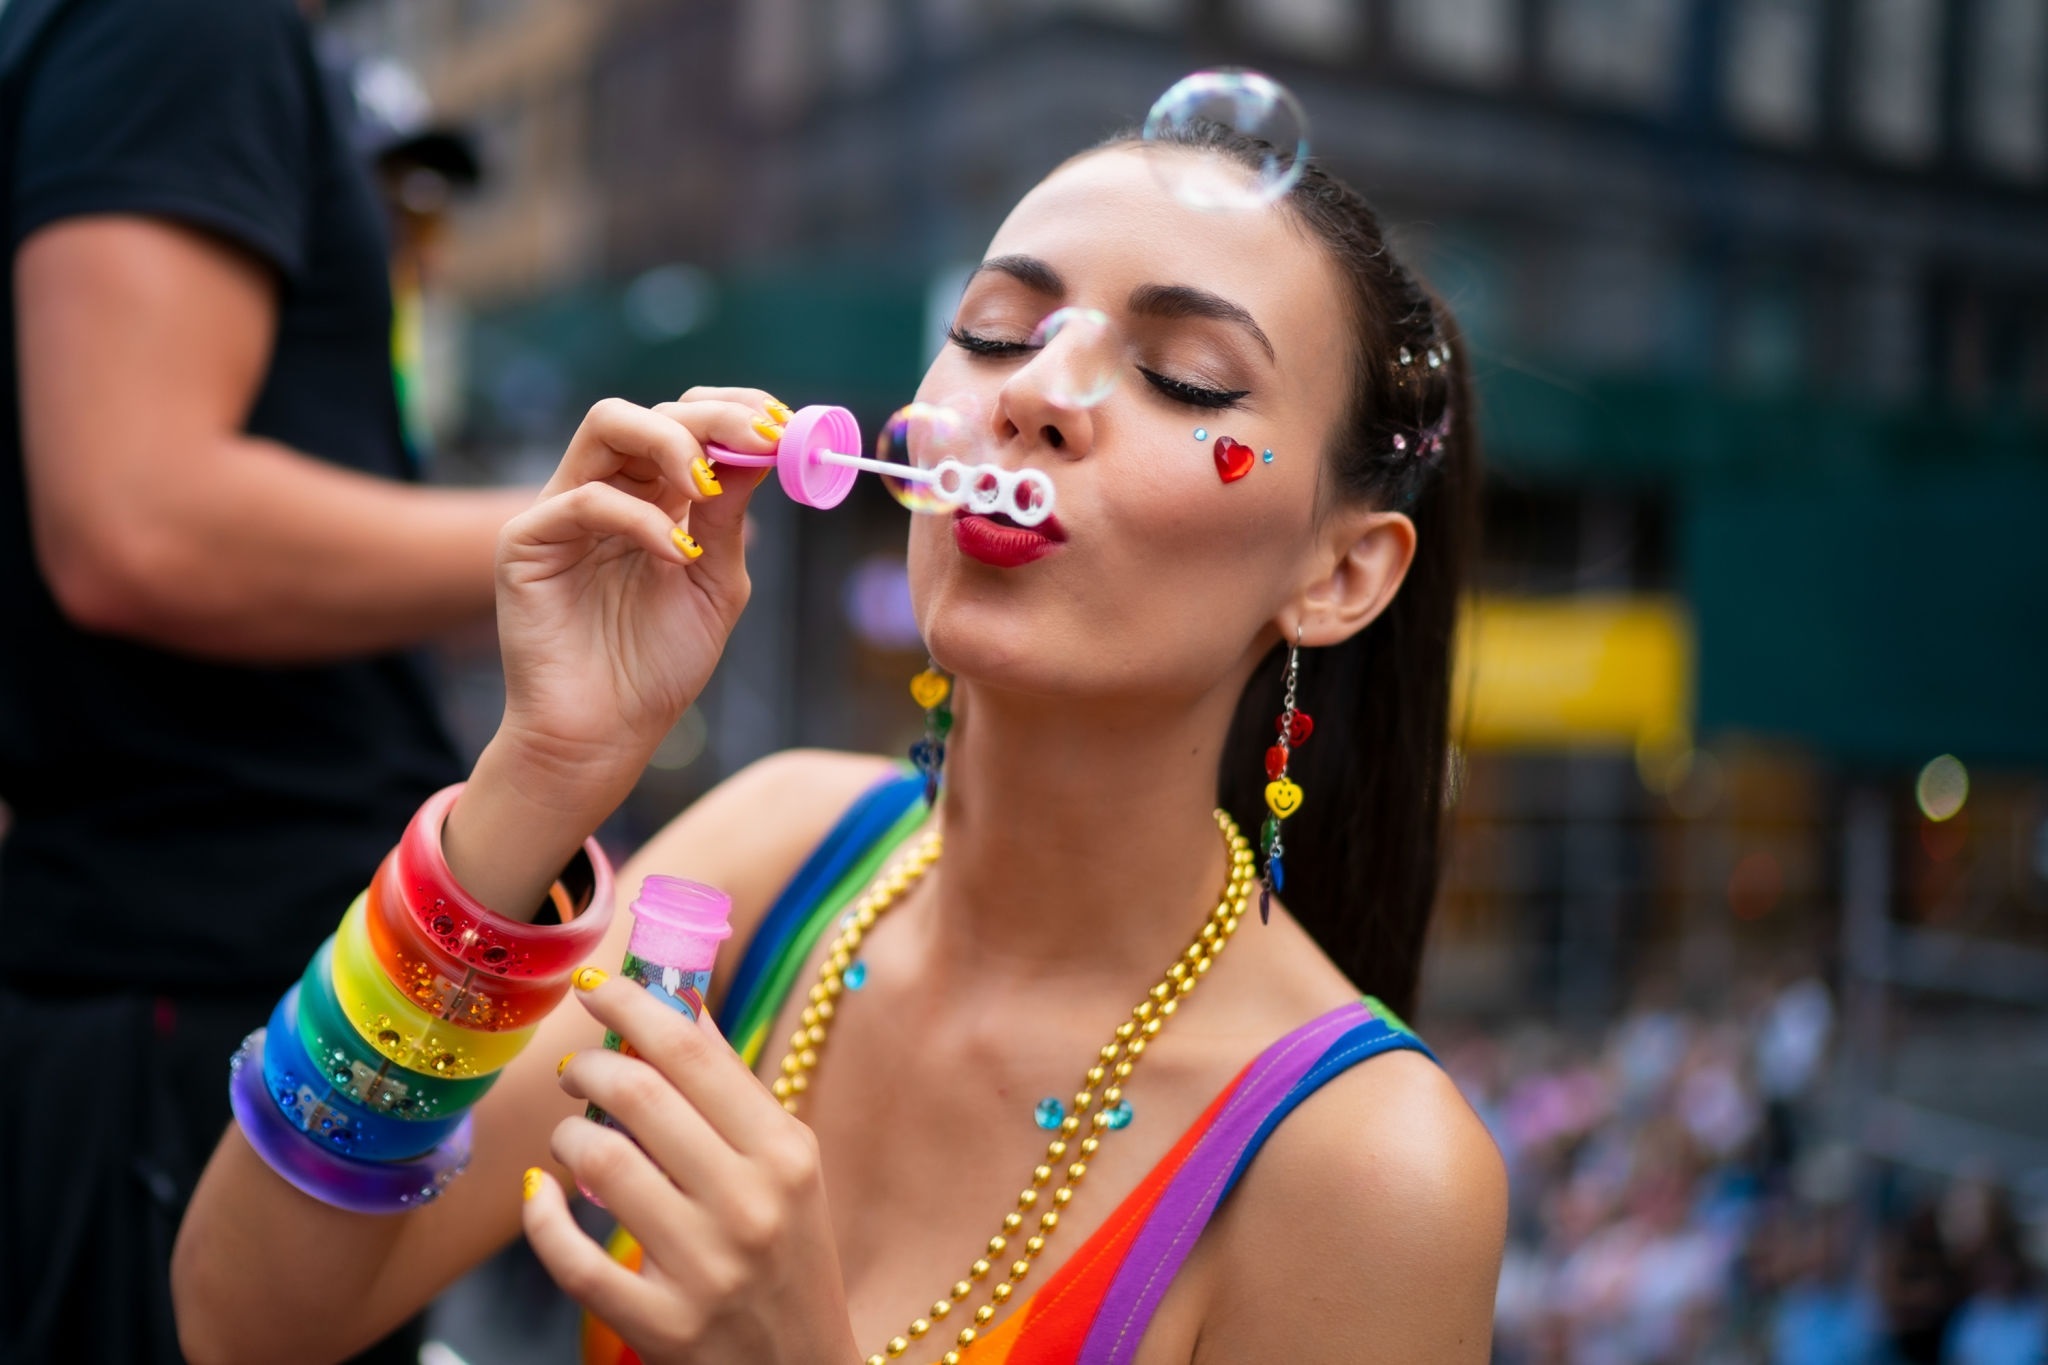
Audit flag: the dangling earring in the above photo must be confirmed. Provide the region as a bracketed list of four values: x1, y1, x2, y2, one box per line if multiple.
[1261, 630, 1310, 924]
[908, 660, 952, 806]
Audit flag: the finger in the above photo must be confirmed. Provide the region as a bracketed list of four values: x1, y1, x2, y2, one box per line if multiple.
[508, 479, 699, 572]
[651, 398, 789, 465]
[675, 385, 794, 425]
[550, 397, 721, 507]
[521, 1165, 675, 1332]
[574, 971, 787, 1156]
[559, 1047, 748, 1201]
[549, 1115, 723, 1283]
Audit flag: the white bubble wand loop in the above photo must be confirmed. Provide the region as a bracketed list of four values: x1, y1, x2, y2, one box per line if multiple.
[703, 405, 1055, 526]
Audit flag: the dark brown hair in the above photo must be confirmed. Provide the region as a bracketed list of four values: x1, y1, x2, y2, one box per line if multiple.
[1104, 126, 1479, 1020]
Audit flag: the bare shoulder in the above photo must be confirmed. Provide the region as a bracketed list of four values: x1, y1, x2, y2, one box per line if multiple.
[619, 749, 902, 1006]
[1195, 1045, 1507, 1364]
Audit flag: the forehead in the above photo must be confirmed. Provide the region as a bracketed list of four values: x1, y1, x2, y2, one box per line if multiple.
[983, 148, 1344, 348]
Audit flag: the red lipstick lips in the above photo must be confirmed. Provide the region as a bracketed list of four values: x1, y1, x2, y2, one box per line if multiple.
[952, 509, 1067, 568]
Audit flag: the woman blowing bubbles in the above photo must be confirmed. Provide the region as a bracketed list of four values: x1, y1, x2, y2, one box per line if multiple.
[173, 122, 1507, 1365]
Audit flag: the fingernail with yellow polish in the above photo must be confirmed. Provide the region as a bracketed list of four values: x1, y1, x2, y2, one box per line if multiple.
[573, 966, 609, 991]
[671, 528, 703, 561]
[766, 398, 794, 423]
[523, 1167, 544, 1201]
[556, 1052, 575, 1077]
[690, 458, 722, 497]
[751, 417, 785, 442]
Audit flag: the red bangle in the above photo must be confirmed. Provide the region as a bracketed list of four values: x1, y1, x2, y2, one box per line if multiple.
[391, 785, 615, 980]
[363, 854, 571, 1031]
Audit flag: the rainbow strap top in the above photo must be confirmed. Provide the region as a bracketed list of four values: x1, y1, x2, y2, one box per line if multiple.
[584, 770, 1435, 1365]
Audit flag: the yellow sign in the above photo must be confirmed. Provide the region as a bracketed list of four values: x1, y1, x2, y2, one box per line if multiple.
[1452, 594, 1693, 753]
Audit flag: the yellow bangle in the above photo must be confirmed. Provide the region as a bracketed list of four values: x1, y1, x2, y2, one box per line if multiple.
[330, 894, 538, 1080]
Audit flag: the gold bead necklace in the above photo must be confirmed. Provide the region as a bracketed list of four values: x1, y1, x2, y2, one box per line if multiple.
[769, 810, 1255, 1365]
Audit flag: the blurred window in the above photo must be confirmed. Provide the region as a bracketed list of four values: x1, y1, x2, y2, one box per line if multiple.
[1021, 0, 1187, 29]
[1545, 0, 1689, 110]
[1967, 0, 2048, 180]
[1849, 0, 1943, 164]
[1232, 0, 1365, 58]
[829, 0, 894, 88]
[1394, 0, 1517, 84]
[1723, 0, 1824, 144]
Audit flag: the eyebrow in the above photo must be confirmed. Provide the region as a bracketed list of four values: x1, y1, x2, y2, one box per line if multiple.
[968, 254, 1276, 363]
[972, 254, 1065, 295]
[1127, 282, 1276, 362]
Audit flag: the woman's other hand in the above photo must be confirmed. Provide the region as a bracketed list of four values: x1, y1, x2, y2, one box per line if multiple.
[530, 974, 859, 1365]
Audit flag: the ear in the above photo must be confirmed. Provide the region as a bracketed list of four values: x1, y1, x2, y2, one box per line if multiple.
[1287, 507, 1416, 648]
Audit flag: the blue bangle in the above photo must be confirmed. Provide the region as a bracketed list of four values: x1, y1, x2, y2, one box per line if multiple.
[230, 1027, 472, 1215]
[261, 985, 466, 1161]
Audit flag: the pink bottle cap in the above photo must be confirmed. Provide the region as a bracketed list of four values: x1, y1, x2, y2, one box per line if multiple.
[626, 876, 733, 972]
[703, 405, 861, 510]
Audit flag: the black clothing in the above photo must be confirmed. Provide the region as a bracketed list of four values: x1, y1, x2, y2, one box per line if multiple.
[0, 0, 462, 1359]
[0, 0, 462, 992]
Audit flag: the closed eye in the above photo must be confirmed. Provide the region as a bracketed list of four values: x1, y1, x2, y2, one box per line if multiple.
[950, 327, 1250, 410]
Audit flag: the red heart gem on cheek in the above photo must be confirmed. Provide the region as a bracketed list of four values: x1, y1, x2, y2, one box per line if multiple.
[1275, 711, 1314, 746]
[1213, 436, 1254, 484]
[1265, 745, 1288, 779]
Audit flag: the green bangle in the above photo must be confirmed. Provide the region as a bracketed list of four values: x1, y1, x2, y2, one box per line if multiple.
[297, 937, 498, 1121]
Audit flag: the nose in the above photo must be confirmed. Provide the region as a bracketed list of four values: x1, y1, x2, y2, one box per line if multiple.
[989, 329, 1111, 462]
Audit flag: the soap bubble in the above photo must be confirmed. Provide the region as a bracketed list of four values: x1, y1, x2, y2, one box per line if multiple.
[877, 401, 977, 514]
[1029, 306, 1121, 409]
[1141, 69, 1309, 211]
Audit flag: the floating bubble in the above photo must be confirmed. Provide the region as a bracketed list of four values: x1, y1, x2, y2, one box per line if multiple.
[877, 401, 977, 514]
[1141, 69, 1310, 212]
[1916, 754, 1969, 823]
[1029, 306, 1121, 409]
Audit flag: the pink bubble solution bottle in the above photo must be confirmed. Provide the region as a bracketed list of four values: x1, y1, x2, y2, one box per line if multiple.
[583, 877, 734, 1167]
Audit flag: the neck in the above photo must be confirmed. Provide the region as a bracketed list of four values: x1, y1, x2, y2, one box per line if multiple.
[927, 679, 1246, 986]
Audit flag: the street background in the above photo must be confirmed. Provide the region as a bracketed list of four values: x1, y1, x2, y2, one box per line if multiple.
[329, 2, 2048, 1361]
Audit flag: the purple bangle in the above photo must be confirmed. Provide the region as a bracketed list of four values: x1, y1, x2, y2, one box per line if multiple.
[229, 1028, 472, 1215]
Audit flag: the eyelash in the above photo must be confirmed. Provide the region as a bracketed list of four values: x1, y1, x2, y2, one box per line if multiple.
[946, 327, 1249, 411]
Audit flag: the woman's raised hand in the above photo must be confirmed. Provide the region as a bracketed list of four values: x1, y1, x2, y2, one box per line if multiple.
[528, 975, 861, 1365]
[495, 388, 784, 798]
[443, 389, 787, 915]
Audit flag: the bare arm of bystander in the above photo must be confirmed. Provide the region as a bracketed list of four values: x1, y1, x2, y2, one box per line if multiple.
[15, 214, 531, 662]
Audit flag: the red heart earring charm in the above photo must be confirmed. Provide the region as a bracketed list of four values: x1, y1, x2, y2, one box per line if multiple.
[1214, 436, 1254, 483]
[1276, 711, 1314, 746]
[1264, 745, 1288, 779]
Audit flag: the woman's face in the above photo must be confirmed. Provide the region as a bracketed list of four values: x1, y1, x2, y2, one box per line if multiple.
[908, 145, 1359, 706]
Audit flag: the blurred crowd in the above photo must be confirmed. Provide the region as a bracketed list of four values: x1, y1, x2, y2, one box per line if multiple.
[1444, 978, 2048, 1365]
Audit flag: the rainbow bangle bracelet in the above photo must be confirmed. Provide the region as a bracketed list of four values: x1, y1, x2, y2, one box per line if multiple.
[296, 938, 498, 1120]
[389, 784, 615, 979]
[330, 895, 537, 1079]
[230, 1027, 471, 1215]
[260, 984, 466, 1160]
[361, 855, 568, 1032]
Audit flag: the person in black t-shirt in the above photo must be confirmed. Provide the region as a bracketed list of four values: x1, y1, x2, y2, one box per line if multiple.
[0, 0, 533, 1359]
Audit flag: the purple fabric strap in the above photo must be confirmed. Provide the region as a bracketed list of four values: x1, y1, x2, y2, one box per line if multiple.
[1077, 999, 1412, 1365]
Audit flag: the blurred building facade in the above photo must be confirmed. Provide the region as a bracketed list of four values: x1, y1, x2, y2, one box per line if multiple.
[331, 0, 2048, 1204]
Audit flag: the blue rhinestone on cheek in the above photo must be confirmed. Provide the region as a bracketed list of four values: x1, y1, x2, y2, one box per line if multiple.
[1034, 1097, 1067, 1131]
[1104, 1100, 1134, 1130]
[844, 961, 868, 991]
[1193, 427, 1208, 441]
[1262, 448, 1274, 463]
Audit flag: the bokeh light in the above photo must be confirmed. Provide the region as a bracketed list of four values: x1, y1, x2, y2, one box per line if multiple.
[1916, 753, 1970, 822]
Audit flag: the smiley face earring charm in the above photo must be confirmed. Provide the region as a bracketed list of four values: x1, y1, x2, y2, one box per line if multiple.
[1260, 631, 1311, 923]
[908, 660, 952, 806]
